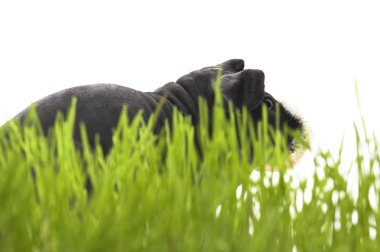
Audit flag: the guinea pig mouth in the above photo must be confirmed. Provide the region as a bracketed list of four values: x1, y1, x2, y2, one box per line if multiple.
[288, 121, 311, 166]
[277, 101, 309, 165]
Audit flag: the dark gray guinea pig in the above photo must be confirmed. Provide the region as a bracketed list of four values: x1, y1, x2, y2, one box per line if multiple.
[14, 59, 304, 154]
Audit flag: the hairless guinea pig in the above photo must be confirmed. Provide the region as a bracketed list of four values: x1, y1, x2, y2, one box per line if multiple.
[14, 59, 305, 155]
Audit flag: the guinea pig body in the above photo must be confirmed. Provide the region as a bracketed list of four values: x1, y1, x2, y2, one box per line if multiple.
[14, 59, 304, 154]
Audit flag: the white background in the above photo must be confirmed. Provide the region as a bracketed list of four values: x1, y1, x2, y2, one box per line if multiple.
[1, 0, 379, 169]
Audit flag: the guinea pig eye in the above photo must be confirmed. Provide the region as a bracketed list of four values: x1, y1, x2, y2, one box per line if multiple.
[263, 97, 274, 111]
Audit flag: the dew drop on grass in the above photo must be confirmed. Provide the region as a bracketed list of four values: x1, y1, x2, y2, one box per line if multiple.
[369, 214, 376, 228]
[316, 166, 325, 181]
[291, 176, 300, 189]
[306, 176, 314, 191]
[236, 184, 242, 199]
[320, 223, 327, 233]
[215, 204, 222, 218]
[304, 188, 312, 205]
[243, 191, 248, 201]
[253, 202, 261, 220]
[350, 180, 359, 203]
[263, 176, 271, 188]
[334, 220, 341, 231]
[375, 179, 380, 191]
[346, 166, 359, 200]
[351, 210, 358, 225]
[324, 178, 334, 192]
[296, 189, 303, 212]
[283, 173, 290, 183]
[250, 170, 260, 182]
[289, 205, 296, 220]
[272, 171, 280, 186]
[334, 207, 341, 231]
[316, 187, 321, 195]
[368, 184, 378, 211]
[249, 217, 254, 236]
[322, 203, 328, 213]
[369, 227, 377, 240]
[372, 161, 380, 176]
[369, 215, 377, 240]
[339, 191, 346, 200]
[332, 190, 339, 206]
[237, 202, 242, 209]
[251, 186, 258, 195]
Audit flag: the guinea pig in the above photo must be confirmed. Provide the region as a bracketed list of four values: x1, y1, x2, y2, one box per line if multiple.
[13, 59, 304, 155]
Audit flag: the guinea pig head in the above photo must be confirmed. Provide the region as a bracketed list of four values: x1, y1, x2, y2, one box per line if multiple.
[220, 69, 305, 154]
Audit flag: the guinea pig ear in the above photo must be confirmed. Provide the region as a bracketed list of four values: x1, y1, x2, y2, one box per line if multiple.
[217, 59, 245, 74]
[220, 69, 265, 111]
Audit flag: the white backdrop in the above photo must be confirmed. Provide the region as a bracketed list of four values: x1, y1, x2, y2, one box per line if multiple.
[1, 0, 379, 168]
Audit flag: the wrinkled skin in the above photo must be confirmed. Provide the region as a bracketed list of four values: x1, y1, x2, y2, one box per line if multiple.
[15, 59, 303, 154]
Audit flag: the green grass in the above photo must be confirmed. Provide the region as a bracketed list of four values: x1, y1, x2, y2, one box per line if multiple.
[0, 87, 379, 252]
